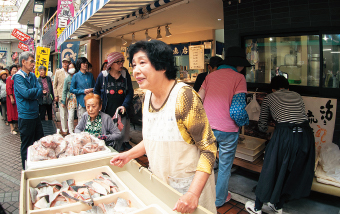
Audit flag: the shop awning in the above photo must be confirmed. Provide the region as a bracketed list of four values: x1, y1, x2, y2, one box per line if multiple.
[57, 0, 176, 48]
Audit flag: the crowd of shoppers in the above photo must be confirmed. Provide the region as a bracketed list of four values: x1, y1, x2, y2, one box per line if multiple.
[1, 42, 315, 214]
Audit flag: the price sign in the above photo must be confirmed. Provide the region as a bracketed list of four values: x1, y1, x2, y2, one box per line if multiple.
[189, 45, 204, 70]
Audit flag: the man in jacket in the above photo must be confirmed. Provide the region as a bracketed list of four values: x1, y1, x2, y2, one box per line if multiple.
[53, 57, 70, 135]
[13, 52, 43, 169]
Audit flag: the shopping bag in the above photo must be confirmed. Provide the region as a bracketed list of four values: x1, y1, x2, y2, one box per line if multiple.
[113, 108, 124, 131]
[245, 93, 261, 121]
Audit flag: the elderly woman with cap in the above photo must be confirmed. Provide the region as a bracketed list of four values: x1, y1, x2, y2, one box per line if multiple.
[0, 70, 8, 125]
[94, 52, 133, 151]
[198, 46, 251, 207]
[70, 57, 95, 121]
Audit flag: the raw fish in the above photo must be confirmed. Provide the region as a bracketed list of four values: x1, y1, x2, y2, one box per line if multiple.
[34, 196, 49, 209]
[29, 187, 38, 204]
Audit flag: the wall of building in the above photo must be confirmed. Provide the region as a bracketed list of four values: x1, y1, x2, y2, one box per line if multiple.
[223, 0, 340, 145]
[223, 0, 340, 48]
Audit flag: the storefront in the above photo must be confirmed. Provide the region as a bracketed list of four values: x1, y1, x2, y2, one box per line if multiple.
[221, 0, 340, 146]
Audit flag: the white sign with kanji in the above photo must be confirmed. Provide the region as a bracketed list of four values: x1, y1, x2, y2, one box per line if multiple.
[303, 96, 337, 152]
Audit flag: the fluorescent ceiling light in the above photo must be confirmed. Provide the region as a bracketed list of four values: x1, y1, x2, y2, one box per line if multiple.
[323, 49, 331, 51]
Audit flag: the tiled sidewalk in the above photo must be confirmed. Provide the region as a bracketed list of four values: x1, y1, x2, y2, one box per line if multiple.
[0, 119, 21, 214]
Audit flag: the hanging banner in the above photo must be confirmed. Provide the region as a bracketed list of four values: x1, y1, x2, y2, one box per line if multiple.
[22, 38, 35, 53]
[56, 0, 74, 52]
[18, 42, 29, 51]
[59, 41, 80, 68]
[11, 28, 31, 41]
[303, 97, 337, 153]
[35, 47, 50, 78]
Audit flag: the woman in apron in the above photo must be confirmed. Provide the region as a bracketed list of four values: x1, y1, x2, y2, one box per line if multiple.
[110, 40, 217, 214]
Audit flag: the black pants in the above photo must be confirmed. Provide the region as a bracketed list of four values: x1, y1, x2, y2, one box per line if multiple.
[18, 117, 44, 169]
[39, 104, 52, 120]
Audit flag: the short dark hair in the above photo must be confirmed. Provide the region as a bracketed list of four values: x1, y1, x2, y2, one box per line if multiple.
[38, 65, 47, 71]
[9, 64, 18, 72]
[88, 62, 92, 69]
[209, 56, 223, 68]
[76, 57, 88, 71]
[128, 40, 177, 80]
[101, 62, 107, 71]
[270, 76, 289, 90]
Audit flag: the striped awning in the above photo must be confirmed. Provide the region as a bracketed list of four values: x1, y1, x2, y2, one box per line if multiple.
[57, 0, 175, 48]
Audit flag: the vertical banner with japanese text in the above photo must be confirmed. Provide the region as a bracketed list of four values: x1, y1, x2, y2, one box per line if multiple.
[303, 97, 337, 152]
[35, 47, 50, 78]
[56, 0, 74, 52]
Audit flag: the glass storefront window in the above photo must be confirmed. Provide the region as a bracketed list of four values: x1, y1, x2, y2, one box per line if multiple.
[322, 34, 340, 88]
[245, 35, 320, 86]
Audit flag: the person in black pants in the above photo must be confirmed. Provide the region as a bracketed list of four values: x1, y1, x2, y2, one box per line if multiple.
[13, 52, 44, 169]
[37, 66, 54, 120]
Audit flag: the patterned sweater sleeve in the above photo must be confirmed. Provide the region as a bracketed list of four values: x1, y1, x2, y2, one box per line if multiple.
[175, 86, 217, 174]
[258, 96, 270, 132]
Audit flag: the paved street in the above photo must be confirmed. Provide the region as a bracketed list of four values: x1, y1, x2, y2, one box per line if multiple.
[0, 118, 21, 214]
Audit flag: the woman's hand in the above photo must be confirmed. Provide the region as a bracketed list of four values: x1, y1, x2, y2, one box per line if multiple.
[173, 191, 199, 213]
[84, 89, 91, 94]
[117, 106, 126, 114]
[60, 103, 65, 108]
[43, 90, 47, 94]
[110, 152, 132, 168]
[10, 97, 15, 105]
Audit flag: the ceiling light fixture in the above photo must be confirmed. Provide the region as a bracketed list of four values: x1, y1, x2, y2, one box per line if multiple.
[121, 36, 127, 45]
[145, 29, 152, 41]
[132, 33, 136, 44]
[156, 27, 162, 40]
[165, 25, 172, 37]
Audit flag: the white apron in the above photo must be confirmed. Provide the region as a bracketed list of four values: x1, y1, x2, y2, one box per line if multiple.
[143, 82, 217, 213]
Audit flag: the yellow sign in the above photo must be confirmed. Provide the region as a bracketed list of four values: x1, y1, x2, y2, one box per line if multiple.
[35, 46, 50, 78]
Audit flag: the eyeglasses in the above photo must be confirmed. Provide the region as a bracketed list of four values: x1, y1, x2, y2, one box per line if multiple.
[30, 60, 35, 63]
[114, 60, 125, 64]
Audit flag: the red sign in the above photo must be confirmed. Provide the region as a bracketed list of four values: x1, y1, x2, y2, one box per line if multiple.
[18, 42, 29, 51]
[11, 28, 31, 42]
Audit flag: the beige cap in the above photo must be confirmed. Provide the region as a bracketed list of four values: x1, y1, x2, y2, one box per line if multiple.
[62, 57, 71, 62]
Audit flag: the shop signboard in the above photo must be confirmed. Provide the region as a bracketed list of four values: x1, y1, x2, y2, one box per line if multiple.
[303, 97, 337, 152]
[11, 28, 31, 42]
[56, 0, 74, 52]
[35, 46, 50, 78]
[59, 41, 80, 68]
[189, 45, 204, 70]
[18, 42, 29, 51]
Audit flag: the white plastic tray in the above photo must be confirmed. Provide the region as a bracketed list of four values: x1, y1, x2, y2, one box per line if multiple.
[131, 204, 168, 214]
[27, 166, 129, 213]
[26, 145, 116, 170]
[29, 190, 145, 214]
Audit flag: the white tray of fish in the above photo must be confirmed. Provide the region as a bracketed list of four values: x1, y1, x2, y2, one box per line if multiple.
[26, 133, 116, 170]
[27, 166, 129, 213]
[29, 190, 145, 214]
[130, 204, 168, 214]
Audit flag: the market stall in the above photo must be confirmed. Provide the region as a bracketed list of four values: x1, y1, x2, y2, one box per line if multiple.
[20, 156, 213, 214]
